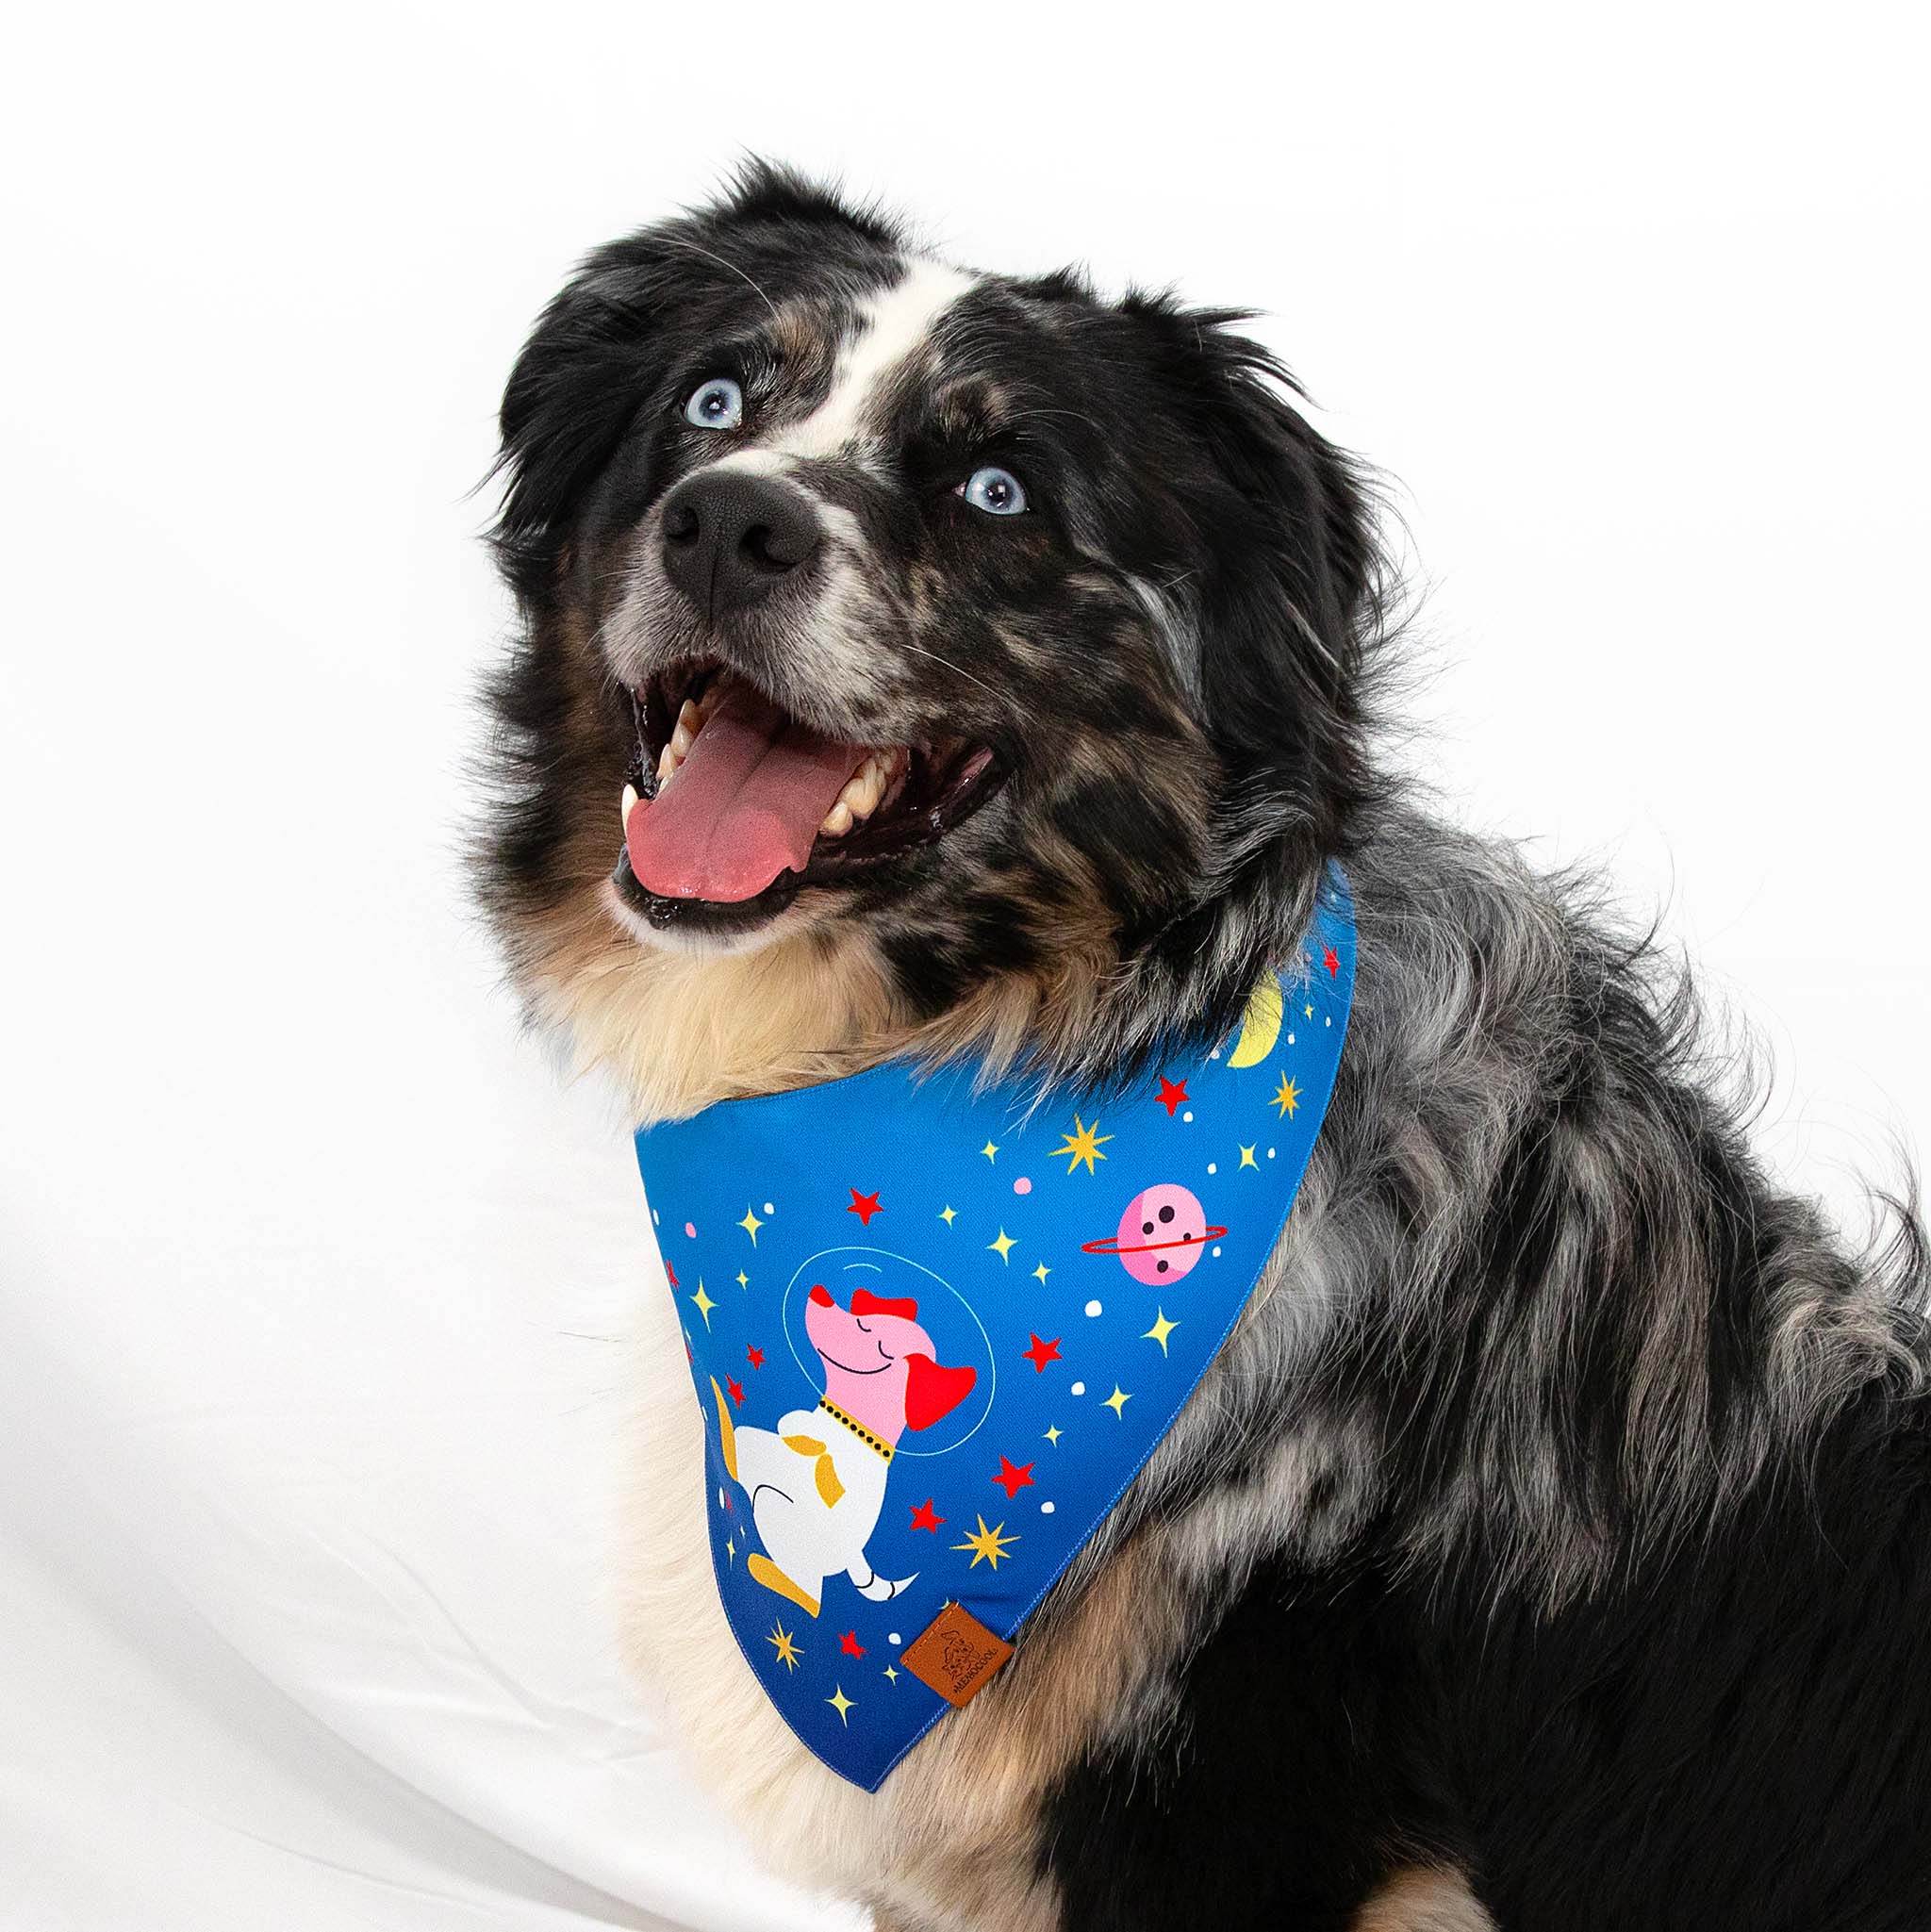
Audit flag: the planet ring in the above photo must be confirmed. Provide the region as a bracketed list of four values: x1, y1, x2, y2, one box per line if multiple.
[1081, 1227, 1229, 1257]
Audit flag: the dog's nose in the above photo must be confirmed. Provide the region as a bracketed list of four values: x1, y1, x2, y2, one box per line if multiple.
[659, 471, 822, 617]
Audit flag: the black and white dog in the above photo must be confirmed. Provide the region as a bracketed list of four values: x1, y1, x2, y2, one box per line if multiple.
[479, 164, 1931, 1931]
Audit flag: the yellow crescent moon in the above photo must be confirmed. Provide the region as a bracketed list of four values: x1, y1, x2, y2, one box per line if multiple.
[1226, 975, 1283, 1068]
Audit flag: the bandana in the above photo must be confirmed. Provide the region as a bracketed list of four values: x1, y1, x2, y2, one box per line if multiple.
[634, 867, 1356, 1790]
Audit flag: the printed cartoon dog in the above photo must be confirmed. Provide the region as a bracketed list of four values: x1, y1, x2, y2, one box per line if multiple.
[711, 1281, 976, 1617]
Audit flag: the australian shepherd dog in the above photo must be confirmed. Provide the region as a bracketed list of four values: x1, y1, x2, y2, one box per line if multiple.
[477, 164, 1931, 1930]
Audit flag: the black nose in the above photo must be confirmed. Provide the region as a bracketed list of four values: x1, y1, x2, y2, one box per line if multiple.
[659, 471, 823, 617]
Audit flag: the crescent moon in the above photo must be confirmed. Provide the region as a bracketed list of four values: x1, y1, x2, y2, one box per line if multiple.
[1226, 976, 1283, 1068]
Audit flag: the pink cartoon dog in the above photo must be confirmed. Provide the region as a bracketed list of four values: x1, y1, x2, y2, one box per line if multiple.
[713, 1280, 976, 1617]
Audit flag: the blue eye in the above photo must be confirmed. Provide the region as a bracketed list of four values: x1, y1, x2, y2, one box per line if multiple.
[684, 377, 743, 430]
[959, 466, 1028, 516]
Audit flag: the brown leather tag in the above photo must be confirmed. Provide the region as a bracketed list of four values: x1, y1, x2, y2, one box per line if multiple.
[900, 1602, 1014, 1708]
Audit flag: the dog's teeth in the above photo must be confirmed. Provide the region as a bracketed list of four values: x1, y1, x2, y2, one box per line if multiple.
[669, 699, 704, 758]
[621, 783, 639, 824]
[836, 757, 885, 821]
[819, 800, 854, 837]
[656, 742, 680, 790]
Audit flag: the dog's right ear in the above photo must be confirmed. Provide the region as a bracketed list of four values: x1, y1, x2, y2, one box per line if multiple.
[903, 1355, 977, 1433]
[489, 224, 692, 610]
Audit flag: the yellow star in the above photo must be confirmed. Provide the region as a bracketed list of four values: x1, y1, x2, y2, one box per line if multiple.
[1043, 1425, 1063, 1446]
[987, 1229, 1017, 1264]
[1143, 1311, 1180, 1355]
[982, 1140, 999, 1163]
[734, 1269, 750, 1290]
[689, 1280, 718, 1329]
[767, 1622, 802, 1672]
[1032, 1262, 1051, 1286]
[826, 1685, 855, 1726]
[883, 1664, 899, 1683]
[1304, 1002, 1315, 1019]
[737, 1205, 764, 1245]
[1272, 1073, 1302, 1118]
[1050, 1114, 1114, 1176]
[724, 1536, 735, 1564]
[938, 1205, 957, 1227]
[952, 1514, 1020, 1570]
[1103, 1385, 1132, 1418]
[1239, 1144, 1259, 1169]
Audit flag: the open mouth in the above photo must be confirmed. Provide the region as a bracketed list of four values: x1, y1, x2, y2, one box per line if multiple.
[614, 661, 1002, 920]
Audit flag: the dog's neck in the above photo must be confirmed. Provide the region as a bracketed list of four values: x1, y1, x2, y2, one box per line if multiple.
[526, 875, 1136, 1124]
[526, 890, 913, 1122]
[819, 1368, 908, 1447]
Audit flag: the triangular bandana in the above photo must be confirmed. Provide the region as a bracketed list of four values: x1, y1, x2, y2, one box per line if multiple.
[634, 867, 1356, 1789]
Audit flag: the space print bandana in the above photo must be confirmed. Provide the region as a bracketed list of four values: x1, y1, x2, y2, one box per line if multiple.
[633, 866, 1356, 1791]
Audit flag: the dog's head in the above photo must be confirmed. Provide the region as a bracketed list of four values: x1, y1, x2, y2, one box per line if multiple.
[482, 163, 1384, 1104]
[804, 1283, 975, 1433]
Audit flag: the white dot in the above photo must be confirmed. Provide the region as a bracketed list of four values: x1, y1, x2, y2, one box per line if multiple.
[1084, 1299, 1102, 1318]
[1287, 1032, 1296, 1046]
[1207, 1162, 1217, 1175]
[1326, 1016, 1331, 1027]
[1040, 1500, 1055, 1514]
[1070, 1380, 1086, 1396]
[652, 1210, 661, 1225]
[1210, 1048, 1221, 1059]
[888, 1631, 901, 1646]
[717, 1488, 725, 1509]
[1212, 1245, 1223, 1258]
[1268, 1148, 1277, 1159]
[763, 1201, 775, 1214]
[1181, 1110, 1194, 1123]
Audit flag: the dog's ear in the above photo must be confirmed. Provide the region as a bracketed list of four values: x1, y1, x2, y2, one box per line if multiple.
[851, 1287, 920, 1321]
[1124, 297, 1383, 842]
[902, 1354, 977, 1432]
[491, 160, 899, 607]
[490, 227, 685, 606]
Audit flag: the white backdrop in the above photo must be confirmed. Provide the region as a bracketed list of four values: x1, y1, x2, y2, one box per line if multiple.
[3, 5, 1926, 1927]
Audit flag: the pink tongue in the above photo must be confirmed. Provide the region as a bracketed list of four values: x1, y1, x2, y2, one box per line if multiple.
[625, 683, 866, 903]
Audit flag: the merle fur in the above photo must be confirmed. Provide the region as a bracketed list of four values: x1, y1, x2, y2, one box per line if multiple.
[481, 165, 1931, 1928]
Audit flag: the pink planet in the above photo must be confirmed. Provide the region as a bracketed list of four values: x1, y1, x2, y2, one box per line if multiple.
[1081, 1182, 1226, 1283]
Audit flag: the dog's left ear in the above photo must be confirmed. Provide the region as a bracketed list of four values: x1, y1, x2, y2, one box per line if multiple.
[902, 1354, 977, 1432]
[1127, 298, 1383, 847]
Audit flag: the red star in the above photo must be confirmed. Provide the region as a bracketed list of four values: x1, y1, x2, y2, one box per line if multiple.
[992, 1456, 1036, 1499]
[726, 1378, 746, 1408]
[665, 1261, 679, 1287]
[909, 1498, 945, 1532]
[847, 1188, 883, 1226]
[746, 1346, 765, 1370]
[1156, 1076, 1188, 1117]
[1021, 1332, 1063, 1373]
[1323, 944, 1340, 977]
[840, 1629, 866, 1658]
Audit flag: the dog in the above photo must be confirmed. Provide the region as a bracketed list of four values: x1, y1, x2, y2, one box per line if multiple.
[713, 1280, 976, 1618]
[478, 163, 1931, 1930]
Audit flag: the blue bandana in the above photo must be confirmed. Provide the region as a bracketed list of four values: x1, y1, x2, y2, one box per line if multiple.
[634, 867, 1355, 1791]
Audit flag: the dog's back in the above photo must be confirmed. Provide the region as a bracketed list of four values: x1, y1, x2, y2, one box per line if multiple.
[1040, 820, 1931, 1929]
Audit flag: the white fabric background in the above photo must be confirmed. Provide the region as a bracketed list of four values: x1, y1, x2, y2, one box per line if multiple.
[3, 5, 1926, 1926]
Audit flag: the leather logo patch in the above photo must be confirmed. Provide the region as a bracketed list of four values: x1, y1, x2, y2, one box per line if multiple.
[900, 1602, 1014, 1708]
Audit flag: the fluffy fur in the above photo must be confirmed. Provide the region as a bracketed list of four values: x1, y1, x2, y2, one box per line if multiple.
[479, 164, 1931, 1929]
